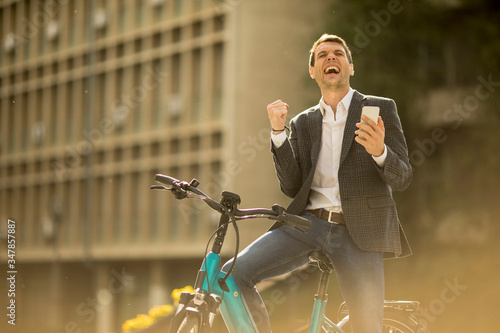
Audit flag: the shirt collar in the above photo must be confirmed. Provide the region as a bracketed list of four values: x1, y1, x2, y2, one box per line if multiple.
[319, 88, 355, 116]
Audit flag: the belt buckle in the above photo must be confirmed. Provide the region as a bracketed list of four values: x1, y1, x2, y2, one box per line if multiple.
[327, 210, 338, 224]
[326, 209, 342, 224]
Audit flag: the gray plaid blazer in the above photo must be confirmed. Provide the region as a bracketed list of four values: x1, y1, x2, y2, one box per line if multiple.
[271, 90, 412, 258]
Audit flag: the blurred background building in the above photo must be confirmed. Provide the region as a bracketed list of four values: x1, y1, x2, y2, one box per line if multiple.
[2, 0, 500, 332]
[0, 0, 327, 332]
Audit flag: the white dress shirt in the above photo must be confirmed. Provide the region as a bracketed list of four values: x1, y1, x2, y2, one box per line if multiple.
[272, 88, 387, 212]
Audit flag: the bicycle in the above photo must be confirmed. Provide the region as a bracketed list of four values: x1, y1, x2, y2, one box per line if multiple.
[151, 174, 430, 333]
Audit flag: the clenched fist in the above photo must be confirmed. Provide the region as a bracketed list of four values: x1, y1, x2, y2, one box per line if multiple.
[267, 100, 289, 134]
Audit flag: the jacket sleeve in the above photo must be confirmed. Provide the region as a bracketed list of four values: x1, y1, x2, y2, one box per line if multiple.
[270, 120, 303, 198]
[375, 99, 413, 191]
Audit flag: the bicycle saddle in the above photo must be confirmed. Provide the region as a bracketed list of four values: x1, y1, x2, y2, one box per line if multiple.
[308, 250, 334, 273]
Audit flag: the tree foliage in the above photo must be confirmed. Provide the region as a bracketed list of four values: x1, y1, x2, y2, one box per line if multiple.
[322, 0, 500, 132]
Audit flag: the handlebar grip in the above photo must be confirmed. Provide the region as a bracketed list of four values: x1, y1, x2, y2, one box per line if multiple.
[155, 174, 178, 186]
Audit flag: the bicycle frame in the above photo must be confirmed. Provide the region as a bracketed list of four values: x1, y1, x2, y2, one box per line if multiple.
[198, 251, 259, 332]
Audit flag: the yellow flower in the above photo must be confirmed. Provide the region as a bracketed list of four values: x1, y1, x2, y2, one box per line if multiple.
[122, 318, 135, 332]
[137, 314, 154, 328]
[148, 304, 174, 319]
[171, 285, 195, 305]
[121, 314, 154, 332]
[121, 286, 194, 332]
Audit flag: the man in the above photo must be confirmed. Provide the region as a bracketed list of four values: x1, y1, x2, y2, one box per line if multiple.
[223, 34, 412, 333]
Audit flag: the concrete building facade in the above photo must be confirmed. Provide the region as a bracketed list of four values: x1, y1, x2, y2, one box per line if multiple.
[0, 0, 327, 332]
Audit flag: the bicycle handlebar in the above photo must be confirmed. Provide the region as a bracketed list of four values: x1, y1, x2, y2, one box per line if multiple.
[152, 173, 311, 230]
[154, 174, 177, 186]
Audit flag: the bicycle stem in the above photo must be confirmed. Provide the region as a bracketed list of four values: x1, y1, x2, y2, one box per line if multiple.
[211, 214, 229, 255]
[211, 191, 242, 254]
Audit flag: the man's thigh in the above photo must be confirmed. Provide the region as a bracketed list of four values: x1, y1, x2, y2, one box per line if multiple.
[227, 226, 315, 286]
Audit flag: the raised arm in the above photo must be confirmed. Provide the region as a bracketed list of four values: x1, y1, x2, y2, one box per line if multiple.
[267, 100, 304, 197]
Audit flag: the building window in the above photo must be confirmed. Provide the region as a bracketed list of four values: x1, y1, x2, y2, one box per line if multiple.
[214, 15, 225, 32]
[152, 33, 162, 48]
[194, 0, 204, 12]
[65, 82, 74, 143]
[8, 97, 16, 153]
[174, 0, 184, 17]
[133, 64, 143, 131]
[170, 138, 181, 154]
[212, 43, 224, 118]
[93, 177, 104, 244]
[135, 0, 145, 27]
[112, 174, 123, 243]
[95, 73, 106, 132]
[18, 187, 27, 246]
[50, 85, 58, 145]
[152, 0, 165, 22]
[21, 92, 29, 150]
[192, 21, 203, 38]
[191, 48, 202, 121]
[130, 172, 140, 242]
[23, 2, 33, 59]
[118, 0, 127, 33]
[189, 135, 201, 151]
[151, 58, 162, 128]
[211, 132, 223, 149]
[172, 27, 182, 43]
[169, 53, 182, 124]
[67, 1, 76, 47]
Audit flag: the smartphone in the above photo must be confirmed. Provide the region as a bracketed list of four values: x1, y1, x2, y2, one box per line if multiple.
[361, 106, 380, 125]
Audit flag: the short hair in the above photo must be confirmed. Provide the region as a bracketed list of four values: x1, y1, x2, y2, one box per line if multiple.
[309, 34, 353, 67]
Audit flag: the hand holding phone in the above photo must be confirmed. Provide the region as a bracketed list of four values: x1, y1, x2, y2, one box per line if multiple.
[356, 106, 385, 156]
[357, 106, 380, 141]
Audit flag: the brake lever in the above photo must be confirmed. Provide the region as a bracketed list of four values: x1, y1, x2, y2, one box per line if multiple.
[270, 204, 310, 235]
[268, 215, 309, 234]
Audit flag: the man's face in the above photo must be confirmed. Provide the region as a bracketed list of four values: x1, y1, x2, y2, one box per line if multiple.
[309, 42, 354, 91]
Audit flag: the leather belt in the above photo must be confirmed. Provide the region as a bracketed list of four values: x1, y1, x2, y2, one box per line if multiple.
[307, 209, 346, 225]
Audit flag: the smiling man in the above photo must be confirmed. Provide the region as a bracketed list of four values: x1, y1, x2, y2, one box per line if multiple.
[222, 34, 413, 333]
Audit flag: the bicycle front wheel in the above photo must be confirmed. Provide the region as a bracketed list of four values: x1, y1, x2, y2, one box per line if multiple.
[177, 313, 200, 333]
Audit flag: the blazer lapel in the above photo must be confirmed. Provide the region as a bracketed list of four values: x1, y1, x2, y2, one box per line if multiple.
[340, 91, 367, 166]
[308, 106, 323, 164]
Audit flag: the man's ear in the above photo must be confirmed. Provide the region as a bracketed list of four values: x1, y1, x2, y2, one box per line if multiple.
[309, 66, 315, 79]
[350, 63, 354, 76]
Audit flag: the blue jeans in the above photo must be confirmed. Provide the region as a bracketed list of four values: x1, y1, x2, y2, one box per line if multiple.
[221, 212, 384, 333]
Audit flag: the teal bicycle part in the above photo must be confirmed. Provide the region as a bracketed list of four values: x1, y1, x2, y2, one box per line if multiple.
[307, 251, 346, 333]
[200, 252, 258, 332]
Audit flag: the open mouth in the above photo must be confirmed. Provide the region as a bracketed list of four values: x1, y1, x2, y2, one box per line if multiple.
[324, 65, 340, 74]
